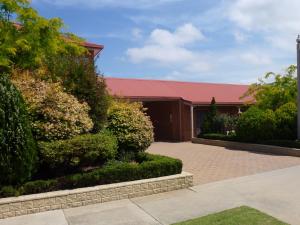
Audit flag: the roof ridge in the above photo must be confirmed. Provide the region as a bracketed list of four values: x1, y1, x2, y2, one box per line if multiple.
[105, 76, 249, 86]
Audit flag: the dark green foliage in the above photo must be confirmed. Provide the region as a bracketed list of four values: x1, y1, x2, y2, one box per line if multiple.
[274, 102, 297, 140]
[260, 140, 300, 148]
[207, 114, 238, 135]
[202, 97, 217, 134]
[0, 74, 37, 185]
[46, 57, 110, 132]
[201, 133, 237, 142]
[236, 106, 276, 142]
[20, 180, 59, 195]
[38, 131, 118, 173]
[0, 153, 182, 197]
[0, 186, 19, 198]
[201, 97, 237, 135]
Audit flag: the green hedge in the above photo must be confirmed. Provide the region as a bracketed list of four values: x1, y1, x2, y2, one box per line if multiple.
[201, 133, 237, 142]
[200, 133, 300, 149]
[38, 131, 118, 173]
[0, 153, 182, 198]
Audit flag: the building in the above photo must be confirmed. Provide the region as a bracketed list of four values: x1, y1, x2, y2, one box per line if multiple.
[106, 77, 250, 142]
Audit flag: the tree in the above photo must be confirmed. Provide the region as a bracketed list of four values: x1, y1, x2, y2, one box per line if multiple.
[242, 65, 297, 110]
[0, 74, 37, 185]
[0, 0, 85, 72]
[202, 97, 217, 134]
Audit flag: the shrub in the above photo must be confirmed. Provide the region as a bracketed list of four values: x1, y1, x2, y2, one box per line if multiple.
[274, 102, 297, 140]
[0, 186, 19, 198]
[12, 74, 93, 141]
[107, 101, 154, 154]
[201, 133, 237, 141]
[236, 106, 276, 142]
[0, 153, 182, 197]
[38, 131, 118, 173]
[46, 57, 110, 132]
[0, 74, 37, 185]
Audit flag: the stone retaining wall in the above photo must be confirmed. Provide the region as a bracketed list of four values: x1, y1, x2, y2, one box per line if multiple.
[0, 172, 193, 219]
[192, 138, 300, 157]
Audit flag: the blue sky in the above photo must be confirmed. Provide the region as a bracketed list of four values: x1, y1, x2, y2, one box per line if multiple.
[31, 0, 299, 84]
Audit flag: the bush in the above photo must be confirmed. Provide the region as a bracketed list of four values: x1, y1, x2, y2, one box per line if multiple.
[38, 131, 118, 173]
[274, 102, 297, 140]
[12, 74, 93, 141]
[107, 101, 154, 154]
[259, 140, 300, 148]
[236, 106, 276, 142]
[0, 74, 37, 185]
[201, 133, 237, 141]
[46, 57, 110, 132]
[0, 153, 182, 197]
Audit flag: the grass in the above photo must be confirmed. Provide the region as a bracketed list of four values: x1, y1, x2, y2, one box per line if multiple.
[172, 206, 289, 225]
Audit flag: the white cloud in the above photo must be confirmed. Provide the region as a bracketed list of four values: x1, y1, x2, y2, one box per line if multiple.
[228, 0, 300, 52]
[240, 52, 272, 65]
[126, 24, 210, 73]
[33, 0, 182, 9]
[229, 0, 300, 32]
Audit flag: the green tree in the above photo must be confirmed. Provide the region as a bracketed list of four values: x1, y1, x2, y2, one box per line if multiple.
[242, 65, 297, 110]
[0, 0, 85, 72]
[202, 97, 217, 134]
[0, 74, 37, 185]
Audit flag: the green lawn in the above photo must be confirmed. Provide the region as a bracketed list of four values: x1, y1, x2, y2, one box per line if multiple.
[172, 206, 289, 225]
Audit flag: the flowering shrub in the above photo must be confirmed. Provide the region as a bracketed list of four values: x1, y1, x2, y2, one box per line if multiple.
[12, 74, 93, 141]
[107, 101, 154, 154]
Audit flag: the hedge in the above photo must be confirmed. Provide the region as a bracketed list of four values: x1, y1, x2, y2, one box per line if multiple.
[38, 131, 118, 174]
[201, 133, 237, 142]
[0, 153, 182, 198]
[200, 133, 300, 149]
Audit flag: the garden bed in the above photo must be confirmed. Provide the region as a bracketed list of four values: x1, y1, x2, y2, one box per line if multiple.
[0, 153, 183, 198]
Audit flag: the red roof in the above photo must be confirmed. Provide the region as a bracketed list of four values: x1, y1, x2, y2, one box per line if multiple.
[105, 77, 250, 105]
[82, 42, 104, 57]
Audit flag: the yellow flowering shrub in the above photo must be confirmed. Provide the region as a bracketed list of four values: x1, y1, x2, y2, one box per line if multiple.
[107, 100, 154, 153]
[12, 74, 93, 141]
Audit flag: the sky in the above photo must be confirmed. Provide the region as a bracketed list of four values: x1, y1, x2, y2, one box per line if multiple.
[31, 0, 300, 84]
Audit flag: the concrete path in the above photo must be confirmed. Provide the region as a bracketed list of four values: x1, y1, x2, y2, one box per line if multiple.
[1, 165, 300, 225]
[148, 142, 300, 185]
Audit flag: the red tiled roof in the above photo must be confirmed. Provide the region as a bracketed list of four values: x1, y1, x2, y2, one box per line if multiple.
[105, 77, 250, 105]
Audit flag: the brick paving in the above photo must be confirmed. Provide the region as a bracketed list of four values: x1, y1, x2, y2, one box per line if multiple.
[147, 142, 300, 185]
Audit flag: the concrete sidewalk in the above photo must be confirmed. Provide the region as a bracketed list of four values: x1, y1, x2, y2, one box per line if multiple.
[2, 165, 300, 225]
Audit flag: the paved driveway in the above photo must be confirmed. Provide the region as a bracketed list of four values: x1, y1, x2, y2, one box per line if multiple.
[147, 142, 300, 185]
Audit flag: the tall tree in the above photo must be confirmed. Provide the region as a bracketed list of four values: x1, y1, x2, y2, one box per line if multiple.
[0, 0, 85, 72]
[242, 65, 297, 110]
